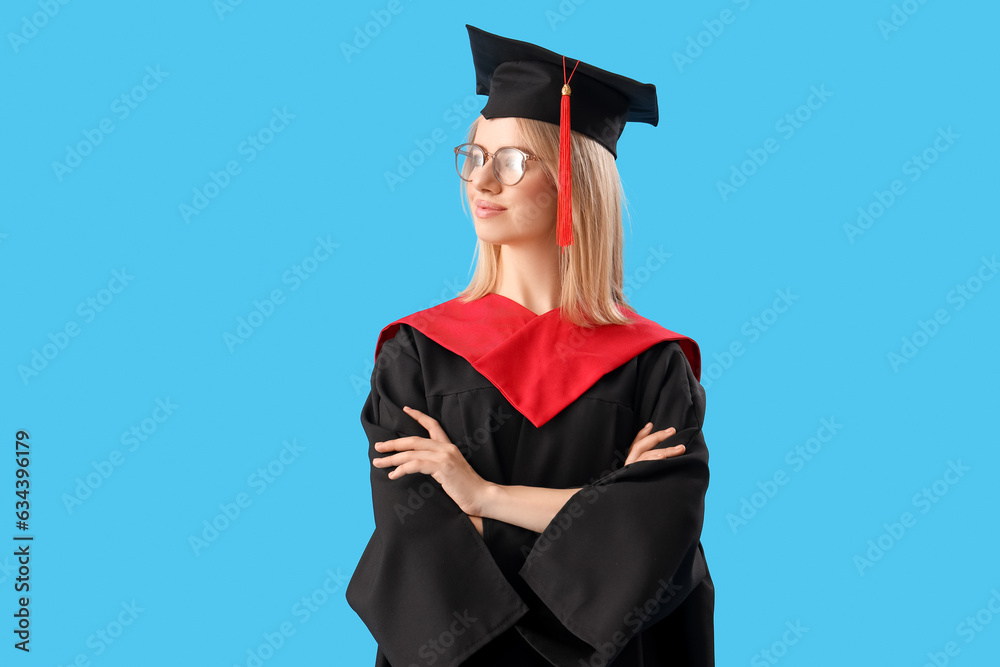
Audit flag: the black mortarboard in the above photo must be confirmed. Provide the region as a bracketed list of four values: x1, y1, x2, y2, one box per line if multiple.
[466, 24, 658, 160]
[465, 24, 658, 246]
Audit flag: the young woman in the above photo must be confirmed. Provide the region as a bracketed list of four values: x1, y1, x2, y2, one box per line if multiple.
[347, 25, 714, 667]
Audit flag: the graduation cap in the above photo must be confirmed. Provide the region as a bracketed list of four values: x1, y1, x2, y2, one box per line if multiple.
[466, 24, 658, 247]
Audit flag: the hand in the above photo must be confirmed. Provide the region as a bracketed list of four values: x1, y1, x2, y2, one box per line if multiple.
[373, 406, 494, 517]
[625, 422, 685, 465]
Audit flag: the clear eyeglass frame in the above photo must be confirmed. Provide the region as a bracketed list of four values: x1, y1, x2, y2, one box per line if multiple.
[454, 142, 540, 186]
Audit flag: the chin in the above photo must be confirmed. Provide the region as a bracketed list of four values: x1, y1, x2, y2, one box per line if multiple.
[472, 219, 509, 243]
[473, 230, 512, 245]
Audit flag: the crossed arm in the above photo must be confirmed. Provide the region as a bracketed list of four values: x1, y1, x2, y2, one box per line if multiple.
[372, 406, 686, 535]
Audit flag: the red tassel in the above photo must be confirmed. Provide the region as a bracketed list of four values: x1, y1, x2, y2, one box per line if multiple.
[557, 56, 580, 248]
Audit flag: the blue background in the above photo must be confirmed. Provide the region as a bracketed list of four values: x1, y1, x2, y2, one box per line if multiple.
[2, 0, 997, 665]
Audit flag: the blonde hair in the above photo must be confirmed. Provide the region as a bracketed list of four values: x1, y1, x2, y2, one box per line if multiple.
[457, 115, 633, 327]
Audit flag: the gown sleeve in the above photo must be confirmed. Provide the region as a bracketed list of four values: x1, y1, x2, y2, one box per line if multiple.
[345, 325, 529, 667]
[516, 341, 712, 665]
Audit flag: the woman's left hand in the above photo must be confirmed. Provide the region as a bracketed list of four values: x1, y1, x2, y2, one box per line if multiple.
[625, 422, 686, 465]
[373, 406, 494, 517]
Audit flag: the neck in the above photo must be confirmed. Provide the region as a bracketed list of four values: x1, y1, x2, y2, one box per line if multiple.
[495, 242, 561, 315]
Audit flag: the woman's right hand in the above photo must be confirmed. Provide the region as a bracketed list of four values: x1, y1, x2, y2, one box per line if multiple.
[625, 422, 685, 465]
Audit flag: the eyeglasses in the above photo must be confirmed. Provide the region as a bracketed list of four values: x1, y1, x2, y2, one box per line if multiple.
[454, 143, 540, 186]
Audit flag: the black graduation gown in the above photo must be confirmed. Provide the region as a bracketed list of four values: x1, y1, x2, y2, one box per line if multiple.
[346, 295, 714, 666]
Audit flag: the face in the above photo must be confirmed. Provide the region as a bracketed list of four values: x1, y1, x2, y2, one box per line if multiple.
[464, 116, 558, 248]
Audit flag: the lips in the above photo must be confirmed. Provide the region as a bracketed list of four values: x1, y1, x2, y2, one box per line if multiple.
[474, 199, 507, 219]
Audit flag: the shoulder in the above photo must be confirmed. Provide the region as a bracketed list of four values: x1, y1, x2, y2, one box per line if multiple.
[374, 322, 422, 366]
[371, 304, 430, 360]
[373, 309, 461, 370]
[372, 297, 467, 362]
[640, 340, 697, 377]
[619, 308, 701, 382]
[633, 339, 707, 419]
[621, 307, 696, 344]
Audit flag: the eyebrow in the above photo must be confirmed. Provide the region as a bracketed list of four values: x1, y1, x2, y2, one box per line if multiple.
[477, 142, 533, 153]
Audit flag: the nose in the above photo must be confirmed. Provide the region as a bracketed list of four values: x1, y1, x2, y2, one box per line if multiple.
[469, 156, 501, 192]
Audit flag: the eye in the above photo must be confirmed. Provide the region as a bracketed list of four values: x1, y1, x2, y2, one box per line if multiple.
[456, 144, 486, 180]
[494, 149, 527, 184]
[497, 151, 520, 170]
